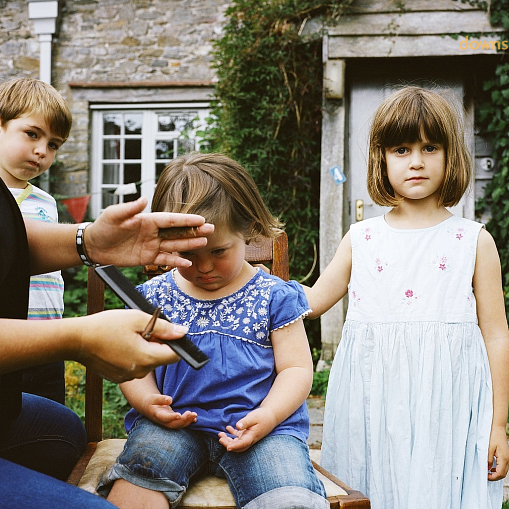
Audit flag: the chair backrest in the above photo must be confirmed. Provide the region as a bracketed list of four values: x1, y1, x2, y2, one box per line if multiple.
[84, 232, 289, 442]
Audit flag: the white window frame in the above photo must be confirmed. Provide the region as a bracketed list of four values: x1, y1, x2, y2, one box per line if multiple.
[90, 102, 210, 219]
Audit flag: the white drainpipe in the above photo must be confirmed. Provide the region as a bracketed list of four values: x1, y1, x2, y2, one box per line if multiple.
[27, 0, 59, 84]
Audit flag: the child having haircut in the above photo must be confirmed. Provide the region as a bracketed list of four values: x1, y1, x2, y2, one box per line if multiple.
[0, 77, 72, 403]
[97, 152, 329, 509]
[304, 86, 509, 509]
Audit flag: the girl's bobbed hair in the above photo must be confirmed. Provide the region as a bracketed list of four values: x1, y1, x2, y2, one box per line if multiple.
[152, 152, 283, 242]
[367, 86, 472, 208]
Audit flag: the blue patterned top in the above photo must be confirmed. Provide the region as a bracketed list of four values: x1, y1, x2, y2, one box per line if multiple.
[124, 268, 312, 443]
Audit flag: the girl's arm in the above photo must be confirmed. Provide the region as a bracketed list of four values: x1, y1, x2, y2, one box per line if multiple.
[120, 373, 197, 429]
[473, 228, 509, 481]
[303, 231, 352, 319]
[218, 318, 312, 452]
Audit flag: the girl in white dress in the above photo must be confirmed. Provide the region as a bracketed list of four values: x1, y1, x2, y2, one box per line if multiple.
[304, 86, 509, 509]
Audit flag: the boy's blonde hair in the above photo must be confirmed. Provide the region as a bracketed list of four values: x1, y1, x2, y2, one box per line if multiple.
[367, 86, 472, 207]
[152, 152, 283, 242]
[0, 78, 72, 141]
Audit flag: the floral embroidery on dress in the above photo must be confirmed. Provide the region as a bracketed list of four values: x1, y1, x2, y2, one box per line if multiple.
[448, 227, 465, 240]
[431, 254, 449, 271]
[141, 270, 309, 347]
[402, 288, 418, 305]
[374, 256, 388, 273]
[361, 226, 375, 241]
[350, 290, 361, 307]
[466, 290, 475, 308]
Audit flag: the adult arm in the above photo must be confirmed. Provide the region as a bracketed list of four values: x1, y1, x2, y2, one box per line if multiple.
[0, 309, 187, 382]
[26, 197, 214, 275]
[474, 228, 509, 481]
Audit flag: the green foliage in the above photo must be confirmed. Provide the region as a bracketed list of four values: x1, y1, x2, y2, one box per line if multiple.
[202, 0, 353, 349]
[311, 369, 330, 397]
[63, 265, 144, 318]
[65, 361, 128, 438]
[474, 0, 509, 319]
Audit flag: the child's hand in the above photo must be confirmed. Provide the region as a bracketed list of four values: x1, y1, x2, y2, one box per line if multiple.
[143, 393, 197, 429]
[487, 425, 509, 481]
[218, 407, 276, 453]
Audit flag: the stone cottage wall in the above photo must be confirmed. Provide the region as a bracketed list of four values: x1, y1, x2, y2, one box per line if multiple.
[0, 0, 227, 197]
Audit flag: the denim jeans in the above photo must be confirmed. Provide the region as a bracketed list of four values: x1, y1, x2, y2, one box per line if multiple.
[0, 458, 116, 509]
[98, 418, 329, 509]
[0, 392, 87, 480]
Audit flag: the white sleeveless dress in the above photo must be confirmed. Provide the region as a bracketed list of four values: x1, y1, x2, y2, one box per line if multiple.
[320, 215, 503, 509]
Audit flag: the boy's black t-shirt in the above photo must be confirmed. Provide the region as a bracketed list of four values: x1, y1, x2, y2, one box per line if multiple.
[0, 177, 30, 422]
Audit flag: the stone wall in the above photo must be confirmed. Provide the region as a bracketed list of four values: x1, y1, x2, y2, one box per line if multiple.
[0, 0, 227, 196]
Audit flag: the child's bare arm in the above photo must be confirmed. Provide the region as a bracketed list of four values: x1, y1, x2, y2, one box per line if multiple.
[303, 231, 352, 319]
[218, 318, 312, 452]
[473, 228, 509, 481]
[121, 373, 197, 429]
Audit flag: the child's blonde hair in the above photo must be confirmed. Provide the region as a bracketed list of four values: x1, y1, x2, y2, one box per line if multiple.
[0, 78, 72, 141]
[367, 86, 472, 207]
[152, 152, 283, 242]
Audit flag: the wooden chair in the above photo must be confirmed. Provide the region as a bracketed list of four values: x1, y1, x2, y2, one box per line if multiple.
[67, 232, 370, 508]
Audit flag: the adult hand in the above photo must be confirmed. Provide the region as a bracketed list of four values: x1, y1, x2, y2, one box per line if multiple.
[73, 309, 189, 383]
[85, 197, 215, 267]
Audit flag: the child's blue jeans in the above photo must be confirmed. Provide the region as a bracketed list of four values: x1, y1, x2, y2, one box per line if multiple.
[97, 417, 329, 509]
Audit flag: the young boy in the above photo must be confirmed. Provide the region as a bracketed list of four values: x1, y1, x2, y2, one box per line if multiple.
[0, 77, 73, 404]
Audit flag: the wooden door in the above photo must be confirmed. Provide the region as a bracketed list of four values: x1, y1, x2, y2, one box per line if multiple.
[347, 58, 468, 224]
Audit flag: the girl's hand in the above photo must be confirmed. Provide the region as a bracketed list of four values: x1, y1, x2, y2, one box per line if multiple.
[218, 407, 276, 453]
[142, 393, 197, 429]
[488, 425, 509, 481]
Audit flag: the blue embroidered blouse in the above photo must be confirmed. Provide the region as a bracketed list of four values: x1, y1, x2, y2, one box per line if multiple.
[124, 268, 312, 443]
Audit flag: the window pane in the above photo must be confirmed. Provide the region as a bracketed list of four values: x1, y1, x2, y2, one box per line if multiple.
[155, 140, 174, 159]
[103, 163, 120, 185]
[124, 139, 142, 159]
[103, 114, 122, 135]
[102, 192, 119, 209]
[125, 114, 142, 135]
[124, 164, 141, 185]
[158, 113, 194, 133]
[177, 138, 195, 156]
[103, 139, 120, 159]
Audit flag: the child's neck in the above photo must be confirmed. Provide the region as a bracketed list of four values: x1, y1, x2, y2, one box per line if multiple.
[385, 202, 452, 230]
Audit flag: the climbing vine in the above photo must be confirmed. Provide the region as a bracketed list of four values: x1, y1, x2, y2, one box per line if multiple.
[474, 0, 509, 317]
[204, 1, 351, 282]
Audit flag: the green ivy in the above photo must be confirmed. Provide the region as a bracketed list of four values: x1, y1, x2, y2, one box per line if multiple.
[63, 265, 144, 318]
[202, 0, 353, 351]
[474, 0, 509, 318]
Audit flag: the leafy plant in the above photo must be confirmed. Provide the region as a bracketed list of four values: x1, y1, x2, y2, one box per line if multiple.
[65, 361, 129, 438]
[474, 0, 509, 320]
[311, 369, 330, 397]
[203, 0, 353, 351]
[63, 265, 144, 318]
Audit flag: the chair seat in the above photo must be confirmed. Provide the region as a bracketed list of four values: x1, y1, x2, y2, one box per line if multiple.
[72, 438, 361, 508]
